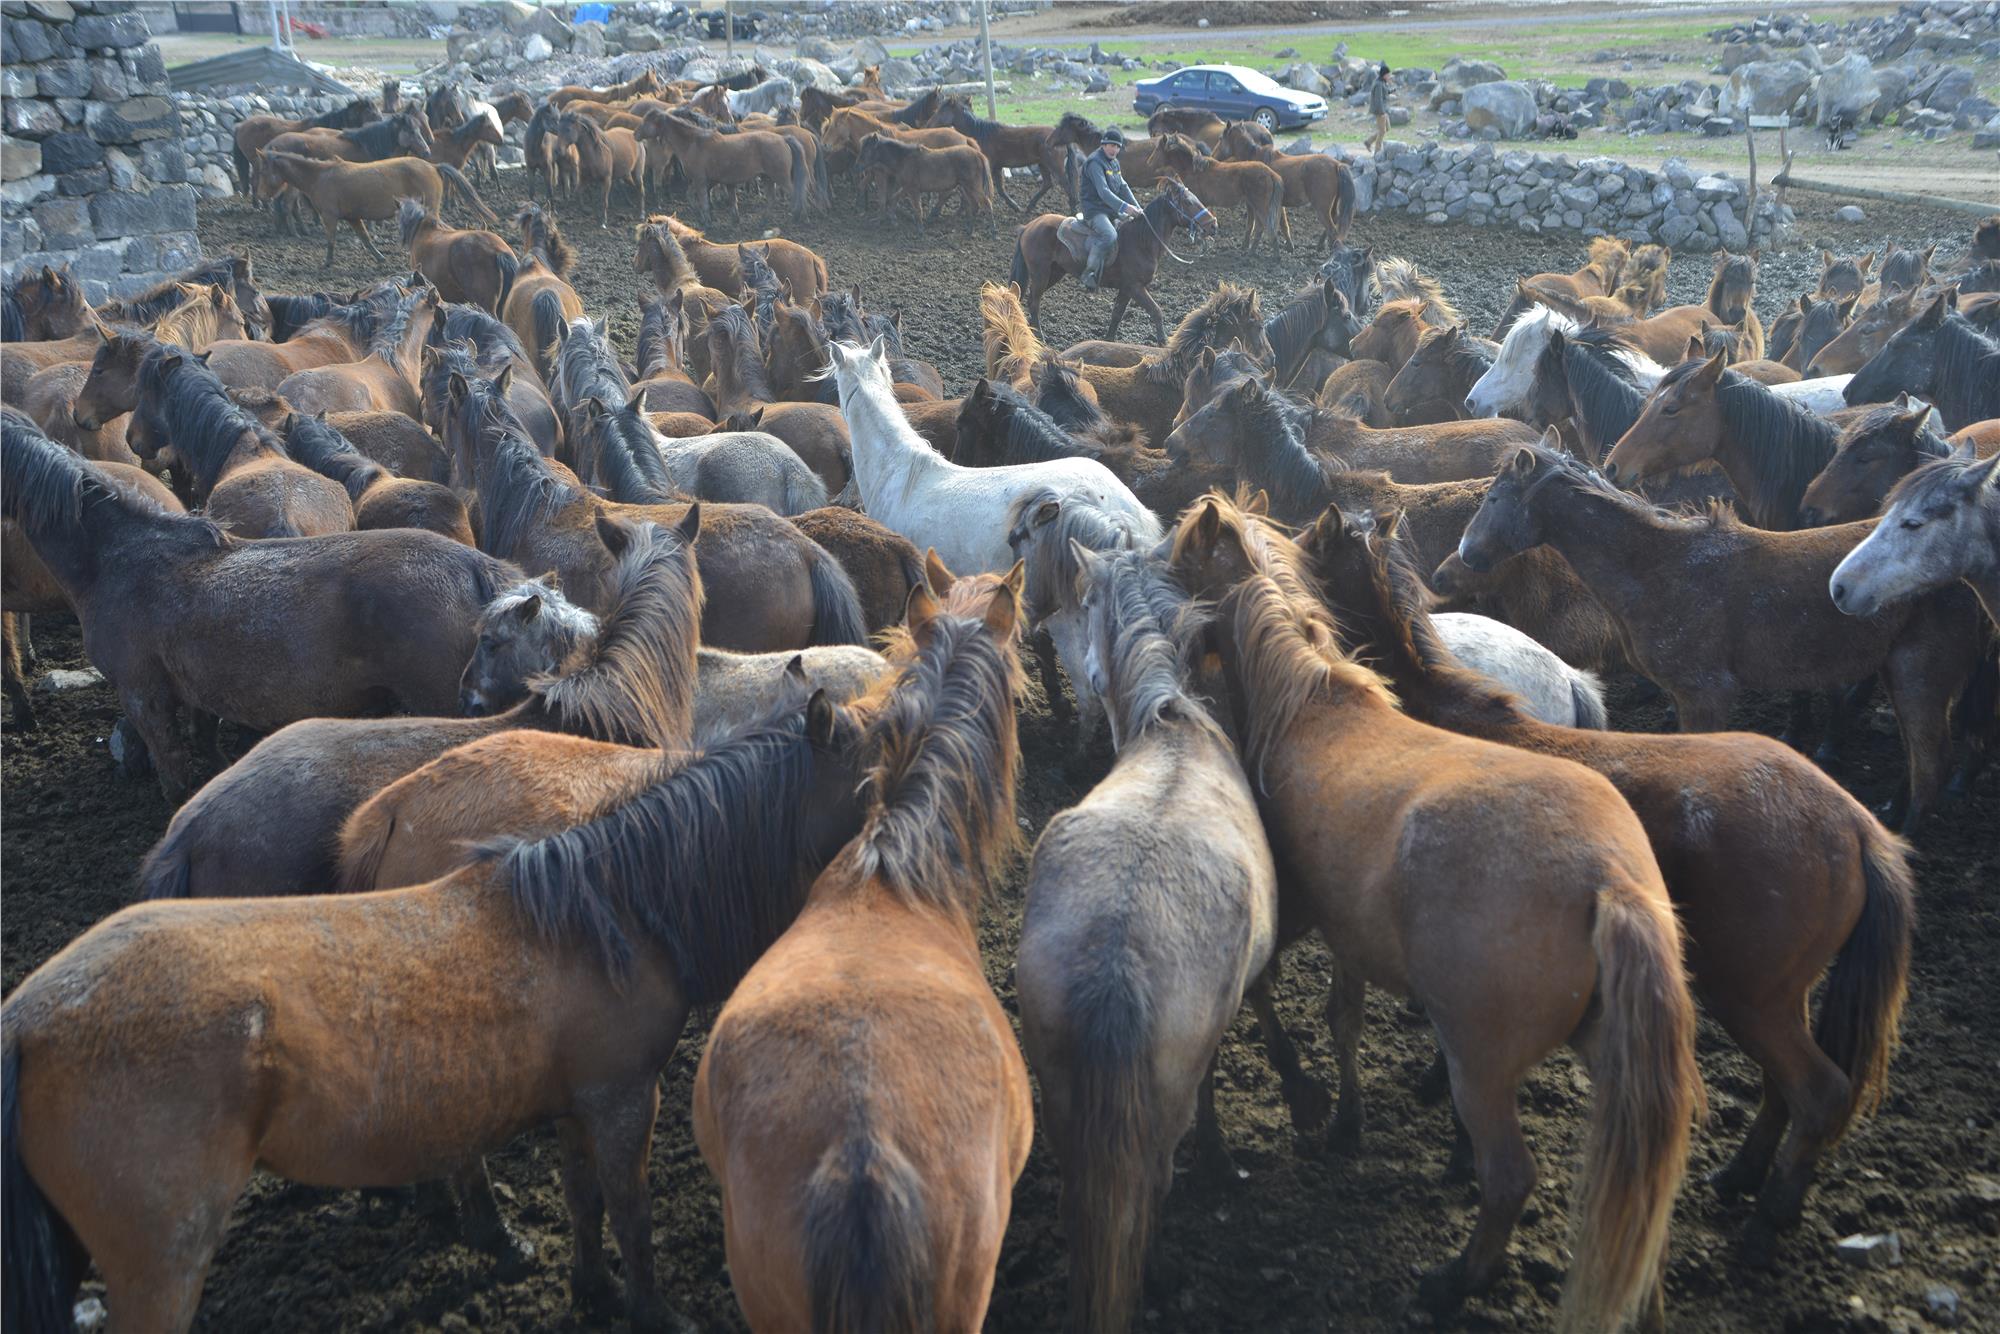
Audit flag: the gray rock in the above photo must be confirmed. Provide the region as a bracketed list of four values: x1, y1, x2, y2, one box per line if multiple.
[1559, 184, 1598, 210]
[1727, 59, 1813, 117]
[1925, 66, 1975, 112]
[1815, 52, 1879, 125]
[571, 21, 605, 58]
[1833, 1232, 1902, 1269]
[0, 133, 40, 182]
[1659, 213, 1699, 247]
[35, 57, 89, 98]
[35, 128, 98, 174]
[1463, 81, 1537, 139]
[852, 35, 891, 66]
[878, 57, 923, 90]
[618, 23, 663, 52]
[521, 32, 552, 62]
[1693, 174, 1739, 202]
[3, 96, 62, 140]
[1441, 57, 1506, 86]
[84, 94, 173, 143]
[34, 667, 103, 692]
[1834, 204, 1867, 223]
[1975, 113, 2000, 150]
[31, 194, 89, 248]
[87, 180, 193, 237]
[1924, 1285, 1960, 1329]
[1712, 202, 1748, 252]
[65, 10, 145, 47]
[1953, 96, 1997, 131]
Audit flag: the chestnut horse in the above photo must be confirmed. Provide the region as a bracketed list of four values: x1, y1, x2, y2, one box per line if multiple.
[1214, 120, 1356, 248]
[3, 263, 94, 343]
[694, 563, 1035, 1334]
[1609, 252, 1765, 365]
[256, 150, 496, 265]
[274, 284, 437, 419]
[1156, 133, 1285, 252]
[926, 93, 1065, 212]
[0, 683, 866, 1332]
[1165, 494, 1697, 1330]
[637, 110, 805, 224]
[559, 111, 650, 227]
[398, 198, 518, 314]
[1800, 399, 1985, 526]
[1488, 236, 1629, 339]
[1302, 503, 1913, 1264]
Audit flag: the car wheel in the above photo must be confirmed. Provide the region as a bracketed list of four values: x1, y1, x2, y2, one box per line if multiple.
[1254, 106, 1279, 131]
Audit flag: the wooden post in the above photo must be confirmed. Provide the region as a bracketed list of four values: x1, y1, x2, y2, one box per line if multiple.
[725, 0, 734, 62]
[979, 0, 997, 122]
[1743, 125, 1759, 251]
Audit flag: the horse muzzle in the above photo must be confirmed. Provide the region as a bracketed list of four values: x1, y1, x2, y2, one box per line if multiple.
[459, 690, 490, 717]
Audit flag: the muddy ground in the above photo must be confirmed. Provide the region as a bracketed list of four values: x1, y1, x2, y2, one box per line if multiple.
[5, 172, 1998, 1332]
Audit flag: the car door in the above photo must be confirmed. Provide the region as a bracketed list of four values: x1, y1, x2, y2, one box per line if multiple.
[1167, 70, 1203, 110]
[1208, 71, 1248, 119]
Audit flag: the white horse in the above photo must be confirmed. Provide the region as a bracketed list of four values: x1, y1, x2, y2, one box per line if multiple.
[1831, 444, 2000, 624]
[725, 76, 797, 119]
[466, 97, 507, 180]
[693, 643, 888, 746]
[825, 335, 1160, 576]
[652, 429, 828, 516]
[1431, 612, 1608, 728]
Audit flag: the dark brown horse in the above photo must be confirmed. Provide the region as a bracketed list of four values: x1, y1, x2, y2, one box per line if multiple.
[1800, 399, 1985, 526]
[282, 409, 471, 544]
[1156, 133, 1285, 252]
[638, 110, 805, 224]
[1214, 121, 1356, 248]
[398, 198, 518, 315]
[926, 93, 1066, 212]
[1384, 323, 1499, 425]
[4, 264, 96, 342]
[1010, 178, 1218, 345]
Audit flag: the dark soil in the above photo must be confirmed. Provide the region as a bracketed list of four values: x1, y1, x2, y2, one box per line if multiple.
[5, 174, 1997, 1333]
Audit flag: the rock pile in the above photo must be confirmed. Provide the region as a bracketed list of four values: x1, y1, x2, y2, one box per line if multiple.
[1334, 140, 1791, 253]
[1, 0, 202, 301]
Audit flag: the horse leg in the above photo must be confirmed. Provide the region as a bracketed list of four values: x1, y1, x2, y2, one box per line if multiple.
[191, 708, 225, 767]
[1710, 1073, 1790, 1203]
[1669, 687, 1732, 733]
[1880, 636, 1957, 832]
[350, 219, 386, 263]
[601, 178, 612, 231]
[1031, 627, 1072, 722]
[1817, 677, 1876, 769]
[1418, 1059, 1536, 1311]
[121, 678, 191, 804]
[322, 213, 341, 267]
[2, 614, 35, 731]
[1134, 287, 1168, 346]
[1247, 960, 1333, 1133]
[583, 1081, 695, 1333]
[1779, 690, 1815, 750]
[17, 611, 35, 673]
[556, 1119, 617, 1313]
[453, 1158, 537, 1276]
[1105, 291, 1131, 342]
[991, 159, 1024, 213]
[1191, 1057, 1242, 1189]
[1323, 959, 1367, 1153]
[95, 1163, 253, 1334]
[1727, 1007, 1854, 1269]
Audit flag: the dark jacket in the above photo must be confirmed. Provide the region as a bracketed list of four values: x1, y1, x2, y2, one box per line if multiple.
[1368, 79, 1391, 116]
[1079, 147, 1140, 220]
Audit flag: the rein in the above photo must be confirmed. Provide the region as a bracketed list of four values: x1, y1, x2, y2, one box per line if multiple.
[1139, 196, 1208, 266]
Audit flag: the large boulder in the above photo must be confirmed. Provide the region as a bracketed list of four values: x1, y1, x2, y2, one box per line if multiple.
[1462, 81, 1537, 139]
[1727, 60, 1812, 118]
[1718, 40, 1774, 72]
[1814, 52, 1879, 125]
[1280, 63, 1330, 96]
[795, 35, 839, 62]
[774, 57, 843, 93]
[1924, 66, 1975, 113]
[853, 35, 891, 67]
[877, 57, 924, 91]
[1441, 57, 1505, 87]
[521, 33, 552, 62]
[571, 21, 605, 58]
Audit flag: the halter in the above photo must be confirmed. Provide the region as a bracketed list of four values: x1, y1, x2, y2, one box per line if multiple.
[1140, 190, 1212, 266]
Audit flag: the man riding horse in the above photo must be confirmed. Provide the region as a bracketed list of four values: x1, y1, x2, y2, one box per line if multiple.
[1080, 126, 1143, 291]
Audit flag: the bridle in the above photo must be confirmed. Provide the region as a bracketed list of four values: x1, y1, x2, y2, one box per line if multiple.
[1138, 188, 1211, 266]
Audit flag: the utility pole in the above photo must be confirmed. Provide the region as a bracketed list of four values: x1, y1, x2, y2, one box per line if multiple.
[979, 0, 996, 121]
[725, 0, 734, 62]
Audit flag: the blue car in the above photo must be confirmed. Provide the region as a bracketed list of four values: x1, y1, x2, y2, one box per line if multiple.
[1132, 63, 1328, 132]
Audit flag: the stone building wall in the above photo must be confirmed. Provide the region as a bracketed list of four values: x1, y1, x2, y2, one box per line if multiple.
[1, 0, 201, 301]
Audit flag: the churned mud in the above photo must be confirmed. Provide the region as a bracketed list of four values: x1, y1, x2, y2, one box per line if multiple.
[4, 173, 1996, 1332]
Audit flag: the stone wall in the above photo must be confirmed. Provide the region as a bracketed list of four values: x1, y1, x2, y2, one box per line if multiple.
[1332, 140, 1792, 253]
[178, 89, 360, 203]
[0, 0, 200, 301]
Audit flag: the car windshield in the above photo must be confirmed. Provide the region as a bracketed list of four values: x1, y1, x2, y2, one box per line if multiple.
[1228, 68, 1290, 96]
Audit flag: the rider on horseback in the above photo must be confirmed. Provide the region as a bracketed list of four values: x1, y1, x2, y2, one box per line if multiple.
[1079, 126, 1142, 291]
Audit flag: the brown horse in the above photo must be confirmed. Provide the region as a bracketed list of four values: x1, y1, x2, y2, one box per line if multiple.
[1800, 400, 1994, 526]
[257, 151, 496, 265]
[1166, 494, 1698, 1330]
[1300, 502, 1913, 1265]
[926, 94, 1065, 212]
[275, 285, 437, 419]
[0, 682, 868, 1332]
[549, 67, 663, 107]
[1316, 357, 1396, 426]
[702, 303, 852, 495]
[1806, 287, 1915, 376]
[0, 424, 512, 801]
[255, 111, 437, 232]
[791, 505, 927, 635]
[630, 290, 715, 418]
[1349, 298, 1435, 373]
[230, 95, 378, 195]
[1770, 293, 1856, 373]
[228, 385, 450, 485]
[136, 514, 701, 903]
[398, 198, 518, 314]
[1214, 121, 1356, 248]
[1010, 179, 1220, 346]
[1489, 236, 1629, 338]
[1061, 279, 1272, 376]
[559, 111, 649, 227]
[855, 133, 996, 235]
[1167, 373, 1537, 501]
[1610, 252, 1765, 365]
[503, 207, 586, 383]
[1458, 437, 1982, 829]
[4, 264, 95, 341]
[821, 105, 975, 200]
[1156, 133, 1284, 251]
[1146, 105, 1226, 149]
[1384, 323, 1499, 424]
[695, 563, 1035, 1333]
[282, 409, 471, 544]
[196, 297, 382, 392]
[638, 214, 829, 300]
[638, 110, 805, 224]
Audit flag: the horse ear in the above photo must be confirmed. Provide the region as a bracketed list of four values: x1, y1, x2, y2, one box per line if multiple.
[1199, 346, 1215, 370]
[314, 408, 327, 422]
[1820, 249, 1833, 268]
[923, 547, 955, 597]
[1797, 294, 1813, 314]
[675, 501, 701, 545]
[493, 363, 512, 396]
[905, 576, 942, 634]
[514, 593, 543, 622]
[448, 369, 468, 403]
[1838, 296, 1858, 321]
[581, 394, 603, 421]
[1381, 507, 1407, 546]
[208, 285, 227, 307]
[1857, 252, 1873, 275]
[1697, 350, 1727, 382]
[594, 511, 631, 557]
[1511, 445, 1540, 475]
[1193, 497, 1221, 548]
[1976, 449, 2000, 492]
[91, 318, 115, 343]
[1683, 334, 1704, 361]
[1916, 290, 1951, 328]
[159, 352, 183, 377]
[985, 561, 1025, 640]
[868, 333, 888, 361]
[805, 687, 836, 746]
[195, 350, 212, 367]
[1245, 489, 1270, 516]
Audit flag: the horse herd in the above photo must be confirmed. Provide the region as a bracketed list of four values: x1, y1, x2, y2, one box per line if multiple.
[3, 54, 2000, 1334]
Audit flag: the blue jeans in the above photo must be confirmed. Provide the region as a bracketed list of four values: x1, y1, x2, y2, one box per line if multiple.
[1083, 212, 1118, 277]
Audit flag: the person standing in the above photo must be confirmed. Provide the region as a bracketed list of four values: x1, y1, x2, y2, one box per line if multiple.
[1367, 62, 1394, 156]
[1078, 126, 1142, 291]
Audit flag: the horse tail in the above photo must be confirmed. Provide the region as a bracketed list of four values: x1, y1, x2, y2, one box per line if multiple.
[1060, 960, 1162, 1334]
[232, 140, 253, 195]
[1560, 874, 1699, 1334]
[1569, 669, 1609, 730]
[801, 1130, 933, 1334]
[437, 162, 498, 226]
[2, 1039, 83, 1334]
[806, 542, 869, 646]
[530, 289, 566, 383]
[812, 138, 832, 210]
[1010, 233, 1030, 296]
[1814, 821, 1914, 1122]
[492, 249, 519, 319]
[335, 803, 396, 896]
[1331, 160, 1357, 243]
[136, 817, 196, 899]
[787, 137, 810, 220]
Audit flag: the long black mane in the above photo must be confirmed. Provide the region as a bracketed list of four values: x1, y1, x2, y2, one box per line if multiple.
[1663, 358, 1839, 527]
[959, 379, 1086, 465]
[1227, 380, 1340, 517]
[343, 111, 425, 159]
[310, 97, 378, 131]
[99, 258, 253, 328]
[1, 408, 221, 547]
[707, 302, 778, 402]
[434, 300, 532, 371]
[492, 706, 836, 995]
[1032, 358, 1101, 430]
[142, 350, 284, 488]
[1930, 313, 2000, 424]
[282, 411, 383, 501]
[1, 293, 21, 343]
[1549, 327, 1650, 461]
[450, 368, 578, 559]
[550, 316, 631, 432]
[1266, 281, 1357, 385]
[581, 399, 678, 504]
[266, 292, 344, 342]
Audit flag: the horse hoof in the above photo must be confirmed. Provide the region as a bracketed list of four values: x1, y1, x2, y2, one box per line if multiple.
[1285, 1078, 1334, 1135]
[1326, 1108, 1363, 1155]
[1707, 1160, 1763, 1201]
[570, 1265, 619, 1314]
[1738, 1219, 1779, 1270]
[1416, 1255, 1469, 1312]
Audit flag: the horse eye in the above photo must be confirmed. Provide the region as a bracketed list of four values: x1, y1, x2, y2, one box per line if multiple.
[1661, 404, 1679, 416]
[1900, 517, 1924, 531]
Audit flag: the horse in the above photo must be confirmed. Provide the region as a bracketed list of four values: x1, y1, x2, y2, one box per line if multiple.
[3, 264, 94, 342]
[926, 93, 1065, 212]
[791, 505, 927, 635]
[281, 409, 471, 543]
[0, 420, 516, 802]
[1155, 133, 1284, 252]
[1807, 288, 1917, 376]
[549, 68, 663, 108]
[502, 238, 585, 385]
[637, 213, 829, 300]
[1146, 105, 1225, 148]
[256, 151, 495, 266]
[1262, 275, 1363, 392]
[135, 513, 701, 903]
[693, 562, 1034, 1334]
[692, 643, 889, 744]
[1799, 399, 1970, 526]
[425, 305, 563, 460]
[230, 95, 378, 195]
[702, 304, 852, 494]
[1167, 373, 1537, 501]
[1017, 545, 1277, 1333]
[1833, 444, 2000, 629]
[426, 106, 505, 176]
[727, 74, 798, 118]
[436, 362, 866, 649]
[637, 111, 806, 224]
[68, 285, 253, 441]
[1606, 252, 1765, 365]
[275, 284, 437, 420]
[227, 384, 450, 485]
[1384, 323, 1499, 425]
[628, 290, 715, 417]
[579, 396, 826, 516]
[1464, 305, 1671, 457]
[398, 198, 518, 315]
[1214, 122, 1356, 248]
[1061, 278, 1271, 374]
[855, 133, 996, 235]
[829, 335, 1158, 576]
[557, 111, 649, 228]
[524, 101, 574, 199]
[1605, 351, 1844, 529]
[1164, 493, 1698, 1331]
[1458, 437, 1983, 830]
[1770, 294, 1856, 373]
[821, 106, 976, 200]
[1171, 342, 1265, 429]
[1488, 237, 1629, 338]
[254, 111, 438, 233]
[1316, 357, 1396, 426]
[1301, 501, 1913, 1264]
[1844, 289, 2000, 432]
[1, 681, 868, 1332]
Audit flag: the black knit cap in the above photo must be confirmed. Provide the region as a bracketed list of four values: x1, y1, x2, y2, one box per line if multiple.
[1101, 125, 1126, 146]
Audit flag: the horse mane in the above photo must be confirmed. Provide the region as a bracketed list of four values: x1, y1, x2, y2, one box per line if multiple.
[468, 378, 581, 558]
[979, 281, 1043, 384]
[841, 604, 1022, 919]
[969, 380, 1084, 466]
[1376, 257, 1458, 325]
[1156, 281, 1261, 384]
[1530, 436, 1722, 533]
[265, 292, 339, 339]
[491, 708, 829, 995]
[397, 197, 440, 248]
[1265, 281, 1344, 381]
[1093, 548, 1222, 747]
[1585, 235, 1629, 287]
[0, 408, 222, 546]
[1838, 401, 1953, 462]
[533, 519, 702, 748]
[1032, 357, 1099, 429]
[296, 292, 382, 348]
[152, 285, 238, 349]
[1934, 310, 2000, 396]
[1671, 359, 1839, 525]
[636, 293, 676, 378]
[584, 400, 678, 504]
[309, 97, 376, 130]
[367, 285, 424, 359]
[1008, 485, 1159, 627]
[1881, 441, 1998, 515]
[143, 347, 282, 483]
[282, 411, 383, 501]
[97, 258, 243, 326]
[435, 301, 531, 371]
[1053, 110, 1097, 142]
[1554, 330, 1649, 455]
[552, 316, 631, 418]
[563, 109, 610, 151]
[1415, 324, 1495, 385]
[708, 302, 778, 402]
[346, 113, 420, 157]
[1705, 254, 1756, 315]
[1235, 380, 1340, 502]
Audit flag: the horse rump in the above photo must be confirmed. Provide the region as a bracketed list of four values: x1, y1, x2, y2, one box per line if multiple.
[135, 818, 195, 900]
[806, 544, 870, 646]
[802, 1132, 933, 1334]
[1813, 824, 1914, 1121]
[530, 289, 568, 382]
[2, 1042, 85, 1334]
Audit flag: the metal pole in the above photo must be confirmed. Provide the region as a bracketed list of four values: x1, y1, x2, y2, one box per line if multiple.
[267, 0, 282, 52]
[979, 0, 996, 121]
[725, 0, 734, 62]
